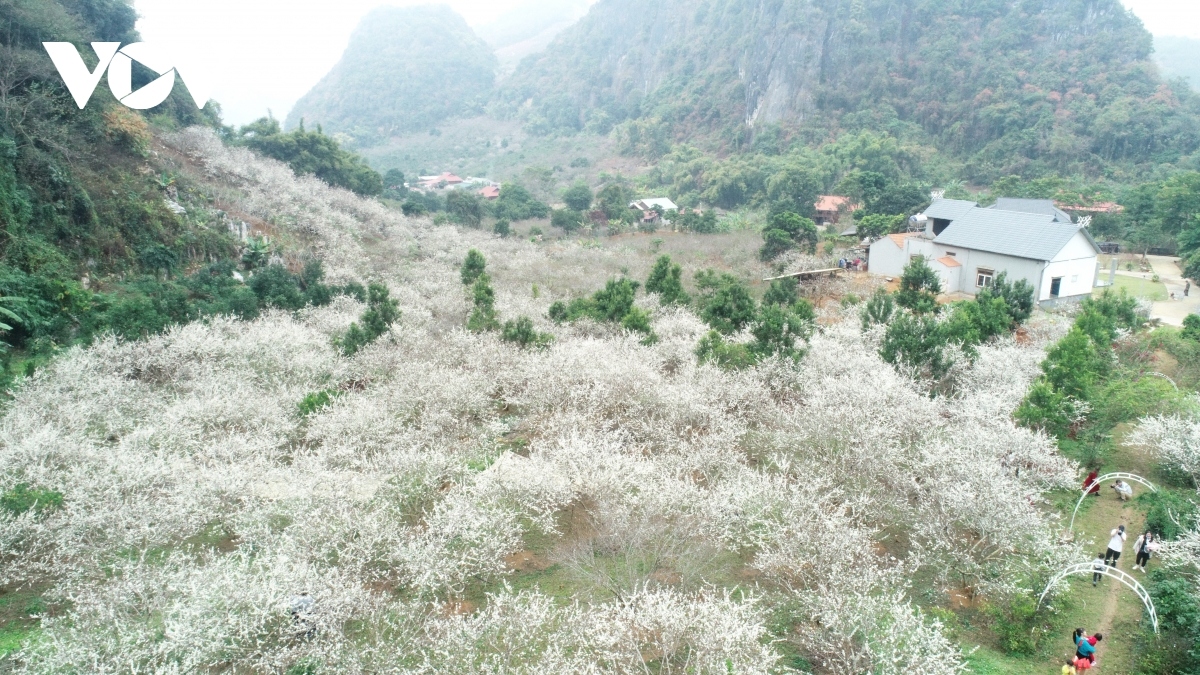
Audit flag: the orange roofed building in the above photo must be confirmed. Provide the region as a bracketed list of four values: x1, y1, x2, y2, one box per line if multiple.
[814, 195, 859, 226]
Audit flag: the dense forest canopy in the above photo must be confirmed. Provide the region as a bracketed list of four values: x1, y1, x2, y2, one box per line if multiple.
[285, 5, 498, 146]
[500, 0, 1200, 181]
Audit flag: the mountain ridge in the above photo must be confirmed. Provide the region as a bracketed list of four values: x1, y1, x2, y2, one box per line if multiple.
[500, 0, 1200, 179]
[285, 5, 497, 144]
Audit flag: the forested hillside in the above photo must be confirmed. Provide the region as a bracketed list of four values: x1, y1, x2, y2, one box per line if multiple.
[285, 5, 497, 145]
[502, 0, 1200, 180]
[0, 0, 385, 387]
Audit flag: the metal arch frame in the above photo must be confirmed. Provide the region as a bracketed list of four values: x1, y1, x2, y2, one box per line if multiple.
[1068, 472, 1158, 533]
[1147, 372, 1179, 392]
[1037, 562, 1159, 634]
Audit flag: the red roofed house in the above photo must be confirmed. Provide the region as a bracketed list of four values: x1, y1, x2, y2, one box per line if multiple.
[417, 172, 465, 190]
[814, 195, 859, 226]
[479, 185, 500, 200]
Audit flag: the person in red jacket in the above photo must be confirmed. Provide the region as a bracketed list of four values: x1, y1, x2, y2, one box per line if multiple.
[1083, 470, 1101, 496]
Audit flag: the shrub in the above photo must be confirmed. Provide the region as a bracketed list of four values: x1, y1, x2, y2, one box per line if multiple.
[338, 283, 400, 355]
[1014, 379, 1076, 438]
[880, 312, 952, 379]
[986, 272, 1035, 326]
[492, 183, 550, 221]
[562, 182, 593, 212]
[1, 483, 64, 517]
[696, 270, 756, 334]
[861, 289, 894, 331]
[297, 389, 342, 417]
[985, 593, 1043, 655]
[447, 190, 485, 227]
[894, 256, 941, 314]
[749, 304, 811, 361]
[467, 274, 500, 332]
[940, 294, 1011, 352]
[1092, 376, 1184, 429]
[461, 249, 487, 286]
[493, 219, 511, 238]
[1041, 328, 1104, 400]
[1184, 314, 1200, 342]
[696, 330, 755, 369]
[645, 256, 690, 305]
[551, 208, 584, 232]
[759, 211, 818, 261]
[501, 316, 552, 349]
[250, 264, 305, 310]
[1138, 491, 1199, 540]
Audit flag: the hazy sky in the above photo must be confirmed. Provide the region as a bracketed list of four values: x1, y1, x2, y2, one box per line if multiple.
[133, 0, 1200, 127]
[134, 0, 553, 125]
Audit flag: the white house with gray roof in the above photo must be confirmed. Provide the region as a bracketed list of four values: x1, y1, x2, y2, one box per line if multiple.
[868, 198, 1101, 306]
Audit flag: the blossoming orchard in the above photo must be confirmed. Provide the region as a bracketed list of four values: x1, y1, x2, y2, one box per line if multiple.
[2, 127, 1198, 673]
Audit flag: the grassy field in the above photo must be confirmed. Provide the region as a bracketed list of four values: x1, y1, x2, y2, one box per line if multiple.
[1097, 274, 1169, 301]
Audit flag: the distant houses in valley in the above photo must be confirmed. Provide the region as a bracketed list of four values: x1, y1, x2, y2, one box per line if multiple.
[868, 198, 1101, 306]
[409, 172, 499, 196]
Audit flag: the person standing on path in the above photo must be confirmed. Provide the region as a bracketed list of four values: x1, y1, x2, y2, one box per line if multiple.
[1133, 531, 1156, 571]
[1105, 525, 1126, 567]
[1092, 552, 1106, 586]
[1186, 280, 1191, 297]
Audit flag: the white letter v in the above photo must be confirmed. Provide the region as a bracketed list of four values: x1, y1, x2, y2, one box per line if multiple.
[43, 42, 121, 109]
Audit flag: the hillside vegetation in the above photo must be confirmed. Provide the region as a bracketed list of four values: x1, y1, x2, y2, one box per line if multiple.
[285, 5, 498, 145]
[501, 0, 1200, 180]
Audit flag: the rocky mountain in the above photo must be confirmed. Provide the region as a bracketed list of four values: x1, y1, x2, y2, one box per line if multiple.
[285, 5, 497, 145]
[502, 0, 1200, 177]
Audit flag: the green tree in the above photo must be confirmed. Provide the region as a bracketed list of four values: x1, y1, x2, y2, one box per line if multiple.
[595, 183, 632, 221]
[861, 289, 894, 331]
[493, 219, 511, 237]
[461, 249, 487, 285]
[1041, 328, 1103, 399]
[749, 304, 812, 360]
[894, 256, 941, 314]
[855, 213, 906, 239]
[501, 316, 552, 349]
[467, 273, 500, 332]
[237, 118, 383, 196]
[765, 167, 820, 217]
[645, 256, 690, 305]
[447, 190, 485, 227]
[338, 283, 400, 355]
[759, 211, 819, 261]
[1183, 314, 1200, 342]
[562, 182, 594, 212]
[1014, 379, 1075, 438]
[985, 272, 1035, 326]
[551, 208, 584, 232]
[696, 270, 757, 334]
[880, 312, 952, 380]
[493, 182, 550, 221]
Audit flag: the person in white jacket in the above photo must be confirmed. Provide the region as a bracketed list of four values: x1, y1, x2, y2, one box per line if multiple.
[1104, 525, 1126, 567]
[1133, 531, 1156, 572]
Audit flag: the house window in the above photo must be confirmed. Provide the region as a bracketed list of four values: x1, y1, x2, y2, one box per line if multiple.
[945, 251, 956, 257]
[976, 268, 994, 288]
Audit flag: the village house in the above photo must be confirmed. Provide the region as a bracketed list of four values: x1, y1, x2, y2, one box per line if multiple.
[478, 185, 500, 200]
[814, 195, 858, 226]
[415, 172, 465, 191]
[629, 198, 678, 225]
[868, 198, 1101, 306]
